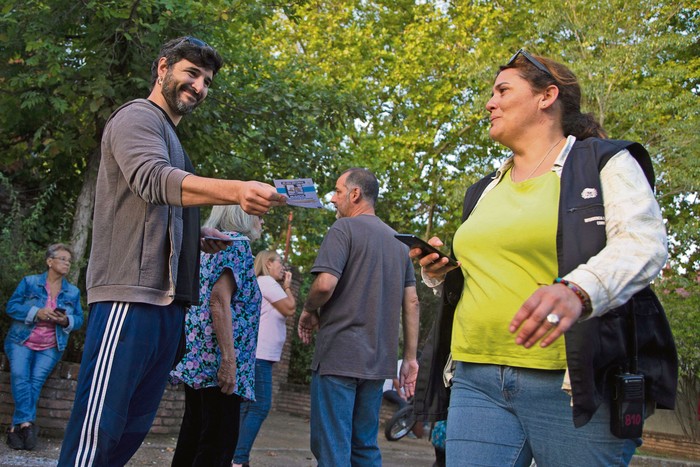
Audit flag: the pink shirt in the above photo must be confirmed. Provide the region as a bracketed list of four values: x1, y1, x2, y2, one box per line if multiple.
[24, 283, 58, 351]
[255, 275, 289, 361]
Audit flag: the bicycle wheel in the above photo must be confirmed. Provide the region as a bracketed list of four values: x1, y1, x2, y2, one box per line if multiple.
[384, 405, 416, 441]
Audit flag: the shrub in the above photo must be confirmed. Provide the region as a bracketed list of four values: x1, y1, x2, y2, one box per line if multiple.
[659, 276, 700, 441]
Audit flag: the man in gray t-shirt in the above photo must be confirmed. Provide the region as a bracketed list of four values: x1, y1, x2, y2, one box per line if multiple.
[298, 168, 420, 467]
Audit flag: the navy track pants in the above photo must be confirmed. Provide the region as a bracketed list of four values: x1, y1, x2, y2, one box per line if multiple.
[58, 301, 184, 466]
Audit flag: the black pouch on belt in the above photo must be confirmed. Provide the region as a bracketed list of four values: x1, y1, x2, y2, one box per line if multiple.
[610, 307, 645, 439]
[610, 371, 645, 438]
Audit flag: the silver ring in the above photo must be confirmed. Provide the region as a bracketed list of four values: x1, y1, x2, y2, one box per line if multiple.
[546, 313, 560, 325]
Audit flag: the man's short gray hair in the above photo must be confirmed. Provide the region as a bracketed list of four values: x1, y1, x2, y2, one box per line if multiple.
[341, 168, 379, 205]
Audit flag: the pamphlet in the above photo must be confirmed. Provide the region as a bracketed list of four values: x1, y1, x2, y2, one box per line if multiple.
[274, 178, 323, 208]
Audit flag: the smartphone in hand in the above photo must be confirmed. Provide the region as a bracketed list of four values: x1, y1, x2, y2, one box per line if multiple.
[54, 307, 66, 314]
[394, 234, 458, 267]
[202, 235, 233, 243]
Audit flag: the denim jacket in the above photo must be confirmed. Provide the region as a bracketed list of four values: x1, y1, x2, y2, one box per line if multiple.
[5, 272, 84, 352]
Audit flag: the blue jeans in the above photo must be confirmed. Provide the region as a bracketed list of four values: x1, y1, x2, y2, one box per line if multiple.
[233, 359, 274, 464]
[4, 339, 62, 425]
[447, 361, 637, 467]
[310, 371, 384, 467]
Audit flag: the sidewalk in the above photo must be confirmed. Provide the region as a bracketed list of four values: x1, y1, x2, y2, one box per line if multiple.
[0, 410, 437, 466]
[1, 410, 698, 466]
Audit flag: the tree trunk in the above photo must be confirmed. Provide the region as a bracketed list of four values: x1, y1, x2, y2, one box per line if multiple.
[68, 146, 100, 284]
[425, 201, 435, 238]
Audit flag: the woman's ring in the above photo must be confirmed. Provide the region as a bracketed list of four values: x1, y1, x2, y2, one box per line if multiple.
[546, 313, 560, 325]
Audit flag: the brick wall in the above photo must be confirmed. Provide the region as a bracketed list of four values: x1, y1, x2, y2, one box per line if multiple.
[0, 355, 80, 435]
[0, 352, 186, 436]
[641, 432, 700, 462]
[274, 382, 311, 418]
[274, 382, 398, 426]
[150, 383, 186, 434]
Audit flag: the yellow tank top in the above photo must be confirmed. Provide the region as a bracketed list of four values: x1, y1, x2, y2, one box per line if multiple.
[451, 169, 566, 369]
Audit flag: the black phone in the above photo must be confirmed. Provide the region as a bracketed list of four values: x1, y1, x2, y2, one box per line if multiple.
[54, 307, 66, 314]
[394, 234, 458, 267]
[202, 235, 233, 243]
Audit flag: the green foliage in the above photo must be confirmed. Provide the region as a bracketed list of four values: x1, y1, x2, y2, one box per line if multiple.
[0, 177, 46, 311]
[3, 1, 694, 272]
[263, 1, 503, 241]
[659, 276, 700, 440]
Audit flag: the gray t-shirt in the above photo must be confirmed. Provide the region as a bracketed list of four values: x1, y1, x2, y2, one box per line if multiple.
[310, 214, 416, 380]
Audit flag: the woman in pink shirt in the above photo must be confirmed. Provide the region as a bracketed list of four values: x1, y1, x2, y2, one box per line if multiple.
[233, 250, 296, 467]
[4, 243, 83, 450]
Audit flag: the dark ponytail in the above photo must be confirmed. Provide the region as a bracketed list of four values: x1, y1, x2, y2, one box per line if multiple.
[562, 111, 607, 139]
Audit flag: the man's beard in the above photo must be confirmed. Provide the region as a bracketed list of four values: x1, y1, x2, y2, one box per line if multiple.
[161, 72, 202, 116]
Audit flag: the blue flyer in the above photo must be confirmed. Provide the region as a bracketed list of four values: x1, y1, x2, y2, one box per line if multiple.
[274, 178, 323, 208]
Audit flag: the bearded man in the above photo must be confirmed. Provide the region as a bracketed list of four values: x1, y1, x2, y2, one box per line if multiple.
[58, 37, 285, 466]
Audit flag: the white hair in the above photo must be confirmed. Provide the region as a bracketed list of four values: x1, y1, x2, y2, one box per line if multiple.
[204, 205, 261, 240]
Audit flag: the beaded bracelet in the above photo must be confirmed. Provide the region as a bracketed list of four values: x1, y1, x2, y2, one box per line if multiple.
[554, 277, 593, 319]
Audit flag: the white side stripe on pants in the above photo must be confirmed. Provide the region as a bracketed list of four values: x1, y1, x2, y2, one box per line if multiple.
[76, 302, 129, 467]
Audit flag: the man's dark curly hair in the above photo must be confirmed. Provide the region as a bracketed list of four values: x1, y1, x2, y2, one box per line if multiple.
[150, 36, 224, 88]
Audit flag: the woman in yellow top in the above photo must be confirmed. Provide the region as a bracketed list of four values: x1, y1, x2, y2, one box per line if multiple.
[413, 50, 675, 466]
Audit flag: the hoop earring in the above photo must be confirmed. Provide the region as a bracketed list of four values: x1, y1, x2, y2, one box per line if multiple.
[157, 77, 163, 85]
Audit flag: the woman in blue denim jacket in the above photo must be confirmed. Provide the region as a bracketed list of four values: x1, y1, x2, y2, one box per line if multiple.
[4, 243, 83, 451]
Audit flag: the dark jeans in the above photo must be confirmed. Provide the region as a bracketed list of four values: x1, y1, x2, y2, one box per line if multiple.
[171, 385, 242, 467]
[434, 446, 446, 467]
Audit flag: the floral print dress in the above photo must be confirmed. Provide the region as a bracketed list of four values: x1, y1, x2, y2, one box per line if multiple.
[170, 232, 261, 401]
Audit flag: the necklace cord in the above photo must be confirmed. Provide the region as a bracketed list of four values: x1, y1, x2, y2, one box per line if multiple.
[512, 137, 565, 182]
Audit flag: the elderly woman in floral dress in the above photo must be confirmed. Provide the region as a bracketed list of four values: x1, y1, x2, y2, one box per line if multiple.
[169, 206, 263, 467]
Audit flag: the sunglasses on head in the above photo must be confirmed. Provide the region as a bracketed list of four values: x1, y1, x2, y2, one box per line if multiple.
[174, 36, 210, 49]
[507, 49, 553, 78]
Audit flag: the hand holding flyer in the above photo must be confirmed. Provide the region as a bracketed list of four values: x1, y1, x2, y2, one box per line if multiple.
[274, 178, 323, 208]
